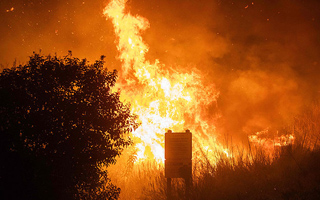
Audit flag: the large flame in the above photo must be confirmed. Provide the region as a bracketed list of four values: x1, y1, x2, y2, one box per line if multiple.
[104, 0, 223, 162]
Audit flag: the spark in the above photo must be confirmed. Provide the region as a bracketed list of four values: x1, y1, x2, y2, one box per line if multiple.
[6, 7, 14, 12]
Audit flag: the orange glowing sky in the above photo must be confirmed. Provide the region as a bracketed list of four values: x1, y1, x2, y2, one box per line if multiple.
[1, 0, 320, 144]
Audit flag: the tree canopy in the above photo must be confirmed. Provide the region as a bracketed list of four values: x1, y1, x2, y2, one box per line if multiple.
[0, 52, 138, 199]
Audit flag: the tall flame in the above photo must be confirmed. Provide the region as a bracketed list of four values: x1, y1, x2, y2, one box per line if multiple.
[104, 0, 221, 162]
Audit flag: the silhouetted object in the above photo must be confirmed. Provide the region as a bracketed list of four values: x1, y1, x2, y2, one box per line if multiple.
[165, 130, 192, 200]
[0, 52, 138, 199]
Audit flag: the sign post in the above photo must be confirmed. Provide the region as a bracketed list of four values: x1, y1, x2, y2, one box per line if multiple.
[165, 130, 192, 199]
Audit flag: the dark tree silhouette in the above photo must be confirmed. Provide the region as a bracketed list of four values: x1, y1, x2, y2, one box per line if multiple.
[0, 52, 138, 199]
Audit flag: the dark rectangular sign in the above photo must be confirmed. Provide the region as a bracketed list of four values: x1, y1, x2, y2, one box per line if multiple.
[165, 130, 192, 178]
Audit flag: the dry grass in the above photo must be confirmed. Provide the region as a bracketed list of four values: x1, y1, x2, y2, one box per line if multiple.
[108, 103, 320, 199]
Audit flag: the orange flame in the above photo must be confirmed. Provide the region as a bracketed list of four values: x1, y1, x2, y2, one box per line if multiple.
[104, 0, 223, 163]
[249, 128, 295, 156]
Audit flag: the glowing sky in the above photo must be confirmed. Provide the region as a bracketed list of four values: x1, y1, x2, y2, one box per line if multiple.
[1, 0, 320, 142]
[0, 0, 119, 68]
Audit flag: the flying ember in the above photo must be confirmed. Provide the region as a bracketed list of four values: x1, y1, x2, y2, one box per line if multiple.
[104, 0, 223, 162]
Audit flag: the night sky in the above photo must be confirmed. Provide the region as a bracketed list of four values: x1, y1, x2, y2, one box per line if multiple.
[0, 0, 118, 68]
[1, 0, 320, 142]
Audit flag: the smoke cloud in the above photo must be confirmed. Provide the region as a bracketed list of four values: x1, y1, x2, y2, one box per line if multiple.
[1, 0, 320, 143]
[127, 0, 320, 142]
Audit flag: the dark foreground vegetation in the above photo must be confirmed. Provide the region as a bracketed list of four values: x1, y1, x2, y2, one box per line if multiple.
[1, 52, 320, 200]
[162, 146, 320, 200]
[138, 104, 320, 200]
[0, 52, 138, 199]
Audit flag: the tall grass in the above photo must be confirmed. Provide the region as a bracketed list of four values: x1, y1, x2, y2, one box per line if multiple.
[107, 147, 165, 199]
[108, 103, 320, 199]
[136, 146, 320, 200]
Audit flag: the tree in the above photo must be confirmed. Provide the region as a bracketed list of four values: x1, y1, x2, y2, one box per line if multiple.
[0, 52, 138, 199]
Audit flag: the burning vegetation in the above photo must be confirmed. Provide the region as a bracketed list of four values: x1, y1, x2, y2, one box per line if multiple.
[1, 0, 320, 199]
[103, 0, 225, 163]
[102, 0, 320, 199]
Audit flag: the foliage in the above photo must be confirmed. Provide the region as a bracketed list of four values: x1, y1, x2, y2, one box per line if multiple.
[0, 52, 138, 199]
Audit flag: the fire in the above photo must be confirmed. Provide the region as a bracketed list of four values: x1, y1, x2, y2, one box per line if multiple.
[249, 128, 295, 156]
[103, 0, 223, 163]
